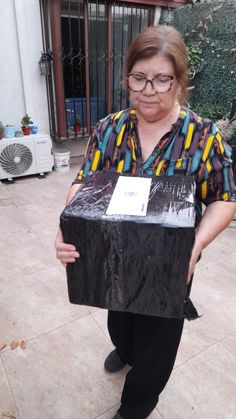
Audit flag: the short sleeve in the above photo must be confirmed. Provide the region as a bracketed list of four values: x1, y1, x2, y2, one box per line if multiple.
[72, 116, 110, 184]
[196, 128, 236, 205]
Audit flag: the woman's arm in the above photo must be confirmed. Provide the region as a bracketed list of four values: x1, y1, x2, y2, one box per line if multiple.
[55, 183, 81, 267]
[55, 118, 108, 267]
[189, 123, 236, 282]
[65, 183, 81, 205]
[188, 201, 236, 282]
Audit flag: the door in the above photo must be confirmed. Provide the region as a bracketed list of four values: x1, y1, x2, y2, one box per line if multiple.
[44, 0, 154, 140]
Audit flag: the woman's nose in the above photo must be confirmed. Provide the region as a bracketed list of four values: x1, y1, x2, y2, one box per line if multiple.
[143, 80, 156, 95]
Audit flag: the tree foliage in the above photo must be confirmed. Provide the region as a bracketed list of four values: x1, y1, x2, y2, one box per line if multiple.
[161, 0, 236, 130]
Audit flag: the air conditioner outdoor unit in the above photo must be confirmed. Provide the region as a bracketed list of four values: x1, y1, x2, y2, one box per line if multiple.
[0, 134, 54, 181]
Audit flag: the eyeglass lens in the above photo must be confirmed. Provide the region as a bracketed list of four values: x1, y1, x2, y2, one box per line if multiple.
[128, 74, 173, 93]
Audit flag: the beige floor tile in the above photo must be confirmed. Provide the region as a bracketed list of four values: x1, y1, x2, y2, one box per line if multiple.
[158, 342, 236, 419]
[0, 230, 59, 283]
[0, 358, 19, 419]
[95, 404, 120, 419]
[0, 198, 15, 207]
[175, 317, 218, 367]
[199, 226, 236, 266]
[4, 177, 61, 207]
[187, 267, 236, 340]
[88, 306, 101, 314]
[147, 409, 163, 419]
[0, 205, 29, 234]
[46, 164, 81, 194]
[1, 316, 124, 419]
[92, 309, 110, 341]
[0, 266, 89, 342]
[0, 181, 12, 199]
[54, 165, 81, 181]
[17, 200, 62, 233]
[96, 405, 163, 419]
[32, 226, 59, 261]
[199, 252, 236, 288]
[221, 332, 236, 356]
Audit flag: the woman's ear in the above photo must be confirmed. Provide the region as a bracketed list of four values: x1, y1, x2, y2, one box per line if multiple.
[176, 86, 182, 99]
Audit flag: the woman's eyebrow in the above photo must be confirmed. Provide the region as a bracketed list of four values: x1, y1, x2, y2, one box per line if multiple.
[132, 72, 174, 78]
[132, 71, 147, 75]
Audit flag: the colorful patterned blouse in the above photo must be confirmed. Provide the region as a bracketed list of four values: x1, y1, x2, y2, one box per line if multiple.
[73, 107, 236, 221]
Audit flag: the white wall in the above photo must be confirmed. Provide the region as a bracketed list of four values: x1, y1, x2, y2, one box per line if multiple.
[0, 0, 50, 133]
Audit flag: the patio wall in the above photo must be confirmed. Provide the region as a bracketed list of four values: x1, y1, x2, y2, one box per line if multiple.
[0, 0, 50, 133]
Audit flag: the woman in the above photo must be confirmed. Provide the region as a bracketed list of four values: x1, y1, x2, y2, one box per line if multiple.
[55, 26, 236, 419]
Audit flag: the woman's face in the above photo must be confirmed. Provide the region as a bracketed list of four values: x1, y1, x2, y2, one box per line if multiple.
[128, 54, 179, 122]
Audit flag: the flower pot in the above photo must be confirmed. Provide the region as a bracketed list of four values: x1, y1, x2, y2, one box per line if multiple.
[15, 131, 24, 138]
[30, 125, 38, 134]
[22, 126, 31, 135]
[75, 124, 81, 134]
[4, 126, 15, 138]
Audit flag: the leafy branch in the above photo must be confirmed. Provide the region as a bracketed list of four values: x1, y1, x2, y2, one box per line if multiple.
[186, 44, 205, 79]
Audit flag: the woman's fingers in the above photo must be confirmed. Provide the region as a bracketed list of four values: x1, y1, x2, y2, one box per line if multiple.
[57, 250, 79, 260]
[56, 242, 78, 252]
[55, 228, 80, 266]
[56, 249, 80, 262]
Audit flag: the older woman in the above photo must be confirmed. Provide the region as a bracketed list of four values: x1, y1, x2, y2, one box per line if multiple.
[55, 26, 236, 419]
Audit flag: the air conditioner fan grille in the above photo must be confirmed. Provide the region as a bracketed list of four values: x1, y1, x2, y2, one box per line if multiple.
[0, 143, 33, 175]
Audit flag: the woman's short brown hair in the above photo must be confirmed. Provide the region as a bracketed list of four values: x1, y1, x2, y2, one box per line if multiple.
[123, 25, 188, 104]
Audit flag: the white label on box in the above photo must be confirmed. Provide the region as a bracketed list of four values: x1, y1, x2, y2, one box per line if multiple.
[106, 176, 152, 216]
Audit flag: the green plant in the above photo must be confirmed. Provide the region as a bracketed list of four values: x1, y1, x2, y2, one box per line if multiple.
[187, 45, 202, 65]
[75, 116, 82, 126]
[165, 1, 236, 119]
[193, 103, 227, 121]
[186, 44, 204, 73]
[21, 114, 33, 127]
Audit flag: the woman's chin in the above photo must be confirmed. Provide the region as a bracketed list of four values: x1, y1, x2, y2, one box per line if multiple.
[137, 106, 164, 121]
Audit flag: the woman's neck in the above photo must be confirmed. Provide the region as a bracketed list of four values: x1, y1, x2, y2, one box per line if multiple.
[135, 103, 182, 163]
[135, 103, 181, 133]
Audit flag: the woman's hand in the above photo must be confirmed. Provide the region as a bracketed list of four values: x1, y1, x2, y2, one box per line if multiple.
[55, 184, 81, 268]
[187, 201, 236, 283]
[55, 227, 80, 268]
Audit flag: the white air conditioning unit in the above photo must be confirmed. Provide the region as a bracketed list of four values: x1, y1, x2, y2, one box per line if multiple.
[0, 134, 54, 181]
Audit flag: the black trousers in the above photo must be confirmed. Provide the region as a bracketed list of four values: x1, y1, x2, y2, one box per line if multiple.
[108, 310, 185, 419]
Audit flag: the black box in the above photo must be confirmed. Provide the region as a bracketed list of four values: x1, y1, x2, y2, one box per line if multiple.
[60, 172, 195, 318]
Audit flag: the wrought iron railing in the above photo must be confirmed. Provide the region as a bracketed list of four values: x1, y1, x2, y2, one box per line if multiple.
[41, 0, 154, 141]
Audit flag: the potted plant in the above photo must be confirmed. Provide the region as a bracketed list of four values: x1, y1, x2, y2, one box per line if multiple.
[74, 116, 82, 134]
[4, 124, 15, 138]
[0, 121, 5, 140]
[21, 114, 33, 135]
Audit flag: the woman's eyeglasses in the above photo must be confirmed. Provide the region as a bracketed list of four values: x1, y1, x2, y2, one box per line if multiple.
[127, 73, 175, 93]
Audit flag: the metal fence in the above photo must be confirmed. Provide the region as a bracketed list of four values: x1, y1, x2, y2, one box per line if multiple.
[41, 0, 154, 141]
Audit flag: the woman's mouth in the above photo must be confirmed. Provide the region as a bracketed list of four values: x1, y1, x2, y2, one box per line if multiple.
[140, 101, 160, 105]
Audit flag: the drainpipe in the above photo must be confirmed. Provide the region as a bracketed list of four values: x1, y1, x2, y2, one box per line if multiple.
[14, 0, 34, 116]
[153, 7, 162, 25]
[50, 0, 67, 139]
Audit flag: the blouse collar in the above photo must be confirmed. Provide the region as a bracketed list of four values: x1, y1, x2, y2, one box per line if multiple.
[128, 106, 186, 130]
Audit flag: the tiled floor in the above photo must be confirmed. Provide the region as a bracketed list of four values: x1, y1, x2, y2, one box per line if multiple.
[0, 163, 236, 419]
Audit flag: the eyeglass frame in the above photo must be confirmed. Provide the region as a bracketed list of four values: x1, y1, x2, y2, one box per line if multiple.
[127, 73, 175, 93]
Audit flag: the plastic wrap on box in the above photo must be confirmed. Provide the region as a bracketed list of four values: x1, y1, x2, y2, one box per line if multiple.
[60, 172, 196, 318]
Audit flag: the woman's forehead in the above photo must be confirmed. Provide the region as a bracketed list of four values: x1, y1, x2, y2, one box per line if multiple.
[131, 54, 175, 75]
